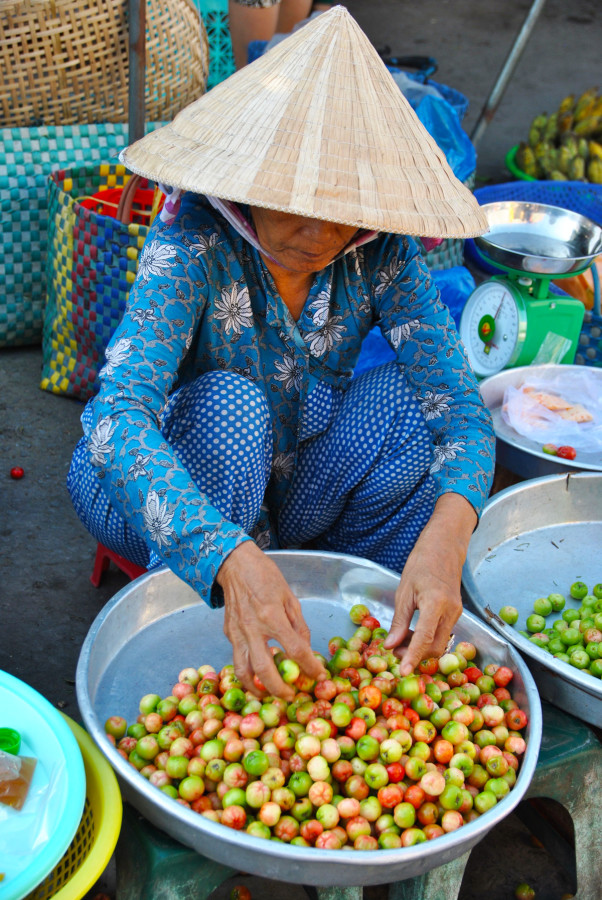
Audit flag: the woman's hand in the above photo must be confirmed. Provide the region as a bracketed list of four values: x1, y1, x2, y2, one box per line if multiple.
[383, 494, 477, 674]
[216, 541, 328, 701]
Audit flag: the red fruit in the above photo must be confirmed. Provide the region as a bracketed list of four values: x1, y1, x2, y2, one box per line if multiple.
[418, 658, 439, 675]
[10, 466, 25, 480]
[358, 684, 382, 710]
[404, 708, 420, 726]
[385, 762, 406, 783]
[361, 616, 381, 631]
[339, 667, 361, 687]
[404, 785, 426, 809]
[556, 445, 577, 460]
[493, 687, 511, 702]
[463, 666, 483, 683]
[506, 708, 528, 730]
[231, 886, 252, 900]
[345, 717, 367, 740]
[381, 698, 403, 717]
[493, 666, 514, 688]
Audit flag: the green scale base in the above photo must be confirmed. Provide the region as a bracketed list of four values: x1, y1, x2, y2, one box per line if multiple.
[114, 702, 601, 900]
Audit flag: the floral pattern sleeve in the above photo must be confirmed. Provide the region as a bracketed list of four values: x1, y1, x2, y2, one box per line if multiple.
[84, 213, 252, 606]
[366, 234, 495, 516]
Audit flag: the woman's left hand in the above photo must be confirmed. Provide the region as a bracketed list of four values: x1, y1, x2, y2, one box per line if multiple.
[383, 493, 477, 674]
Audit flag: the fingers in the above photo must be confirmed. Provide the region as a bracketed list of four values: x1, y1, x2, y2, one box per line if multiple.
[396, 595, 462, 675]
[221, 561, 325, 700]
[382, 594, 414, 651]
[227, 613, 296, 701]
[282, 595, 328, 681]
[396, 604, 440, 676]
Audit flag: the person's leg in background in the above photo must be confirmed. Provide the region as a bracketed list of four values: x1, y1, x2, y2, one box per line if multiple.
[228, 0, 312, 69]
[275, 0, 313, 33]
[228, 0, 280, 70]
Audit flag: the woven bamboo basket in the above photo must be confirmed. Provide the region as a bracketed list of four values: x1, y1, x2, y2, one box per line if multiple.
[0, 0, 209, 128]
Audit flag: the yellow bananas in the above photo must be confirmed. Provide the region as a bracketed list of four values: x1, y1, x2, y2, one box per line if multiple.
[516, 87, 602, 182]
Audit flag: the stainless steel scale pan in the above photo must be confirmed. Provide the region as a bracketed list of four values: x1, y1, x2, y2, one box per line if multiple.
[475, 201, 602, 275]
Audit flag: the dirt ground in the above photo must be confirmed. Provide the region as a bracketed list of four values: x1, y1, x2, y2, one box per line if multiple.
[1, 1, 600, 898]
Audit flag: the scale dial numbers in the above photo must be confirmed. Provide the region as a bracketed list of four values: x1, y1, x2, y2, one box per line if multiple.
[459, 280, 527, 377]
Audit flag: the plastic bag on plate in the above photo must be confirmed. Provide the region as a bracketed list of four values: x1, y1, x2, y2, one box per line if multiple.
[502, 368, 602, 452]
[0, 741, 66, 880]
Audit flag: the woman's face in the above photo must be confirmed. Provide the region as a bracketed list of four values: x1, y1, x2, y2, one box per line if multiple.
[250, 206, 358, 274]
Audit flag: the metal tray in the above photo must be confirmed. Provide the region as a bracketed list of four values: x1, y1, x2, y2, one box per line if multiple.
[463, 473, 602, 728]
[479, 364, 602, 478]
[77, 551, 541, 886]
[474, 201, 602, 275]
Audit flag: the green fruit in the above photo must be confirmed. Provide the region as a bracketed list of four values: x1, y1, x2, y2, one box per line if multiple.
[548, 593, 566, 612]
[571, 581, 589, 600]
[560, 627, 581, 647]
[526, 614, 546, 633]
[499, 605, 519, 625]
[533, 597, 552, 617]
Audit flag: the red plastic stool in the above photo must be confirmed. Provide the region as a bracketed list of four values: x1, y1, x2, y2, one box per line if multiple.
[90, 542, 147, 587]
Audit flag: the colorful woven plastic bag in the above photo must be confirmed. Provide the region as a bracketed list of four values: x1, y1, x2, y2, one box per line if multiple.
[40, 163, 152, 400]
[0, 123, 166, 349]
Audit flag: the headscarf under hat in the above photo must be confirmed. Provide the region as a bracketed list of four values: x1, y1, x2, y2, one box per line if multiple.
[121, 6, 488, 239]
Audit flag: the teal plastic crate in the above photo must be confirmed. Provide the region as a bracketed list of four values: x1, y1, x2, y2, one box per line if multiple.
[195, 0, 236, 89]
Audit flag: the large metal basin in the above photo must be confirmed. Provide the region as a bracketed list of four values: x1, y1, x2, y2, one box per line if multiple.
[463, 473, 602, 728]
[77, 551, 541, 886]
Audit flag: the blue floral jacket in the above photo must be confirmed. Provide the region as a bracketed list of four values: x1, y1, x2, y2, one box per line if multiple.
[85, 193, 495, 604]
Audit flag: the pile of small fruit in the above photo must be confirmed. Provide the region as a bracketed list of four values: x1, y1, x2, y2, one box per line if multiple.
[514, 87, 602, 182]
[500, 580, 602, 679]
[105, 606, 529, 850]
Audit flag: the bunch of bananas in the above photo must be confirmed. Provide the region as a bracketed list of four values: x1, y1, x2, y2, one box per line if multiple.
[514, 87, 602, 183]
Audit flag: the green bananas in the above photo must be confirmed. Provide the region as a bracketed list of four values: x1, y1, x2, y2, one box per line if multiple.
[518, 87, 602, 182]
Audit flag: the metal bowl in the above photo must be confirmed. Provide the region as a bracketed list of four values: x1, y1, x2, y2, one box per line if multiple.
[475, 201, 602, 275]
[479, 364, 602, 478]
[77, 550, 541, 886]
[463, 473, 602, 729]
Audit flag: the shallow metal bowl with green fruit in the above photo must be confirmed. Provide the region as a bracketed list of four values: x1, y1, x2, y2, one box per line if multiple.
[77, 550, 541, 886]
[463, 472, 602, 728]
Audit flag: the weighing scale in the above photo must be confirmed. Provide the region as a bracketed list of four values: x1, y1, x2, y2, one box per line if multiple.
[460, 201, 602, 378]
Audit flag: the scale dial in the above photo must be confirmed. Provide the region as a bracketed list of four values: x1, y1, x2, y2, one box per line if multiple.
[459, 279, 528, 377]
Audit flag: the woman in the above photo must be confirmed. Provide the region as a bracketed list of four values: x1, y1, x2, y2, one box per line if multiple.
[68, 8, 495, 700]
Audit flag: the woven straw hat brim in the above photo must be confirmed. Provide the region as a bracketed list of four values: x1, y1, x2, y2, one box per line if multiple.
[121, 6, 488, 239]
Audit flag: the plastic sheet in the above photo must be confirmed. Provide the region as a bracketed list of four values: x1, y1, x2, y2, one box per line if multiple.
[412, 94, 476, 183]
[0, 737, 65, 882]
[502, 368, 602, 453]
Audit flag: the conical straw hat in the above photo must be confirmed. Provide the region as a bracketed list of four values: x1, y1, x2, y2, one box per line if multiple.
[121, 5, 488, 238]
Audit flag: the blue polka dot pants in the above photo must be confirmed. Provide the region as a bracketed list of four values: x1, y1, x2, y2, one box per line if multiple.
[281, 362, 435, 571]
[68, 363, 434, 573]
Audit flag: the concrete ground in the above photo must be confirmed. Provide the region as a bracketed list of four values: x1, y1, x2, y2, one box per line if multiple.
[1, 0, 600, 897]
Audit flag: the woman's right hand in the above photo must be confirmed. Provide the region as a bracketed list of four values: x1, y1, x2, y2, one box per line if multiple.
[216, 541, 327, 701]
